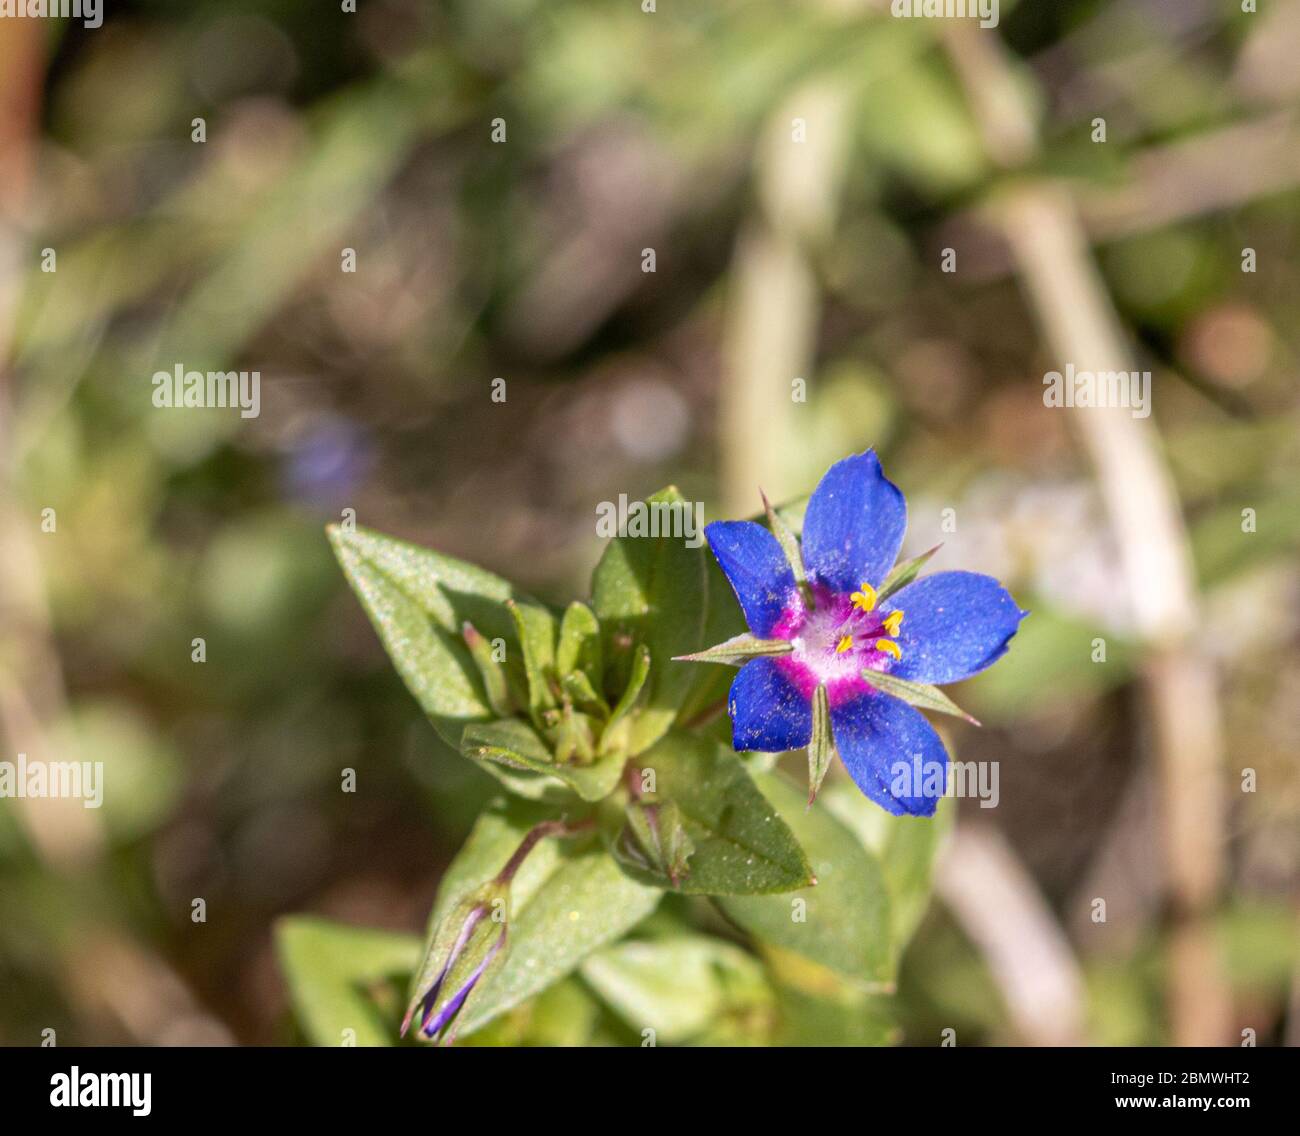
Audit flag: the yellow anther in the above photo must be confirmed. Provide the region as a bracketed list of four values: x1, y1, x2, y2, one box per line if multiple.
[850, 582, 877, 612]
[835, 634, 854, 654]
[882, 610, 904, 637]
[875, 638, 902, 661]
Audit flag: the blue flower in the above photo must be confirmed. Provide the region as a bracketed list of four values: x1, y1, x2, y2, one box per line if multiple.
[705, 451, 1026, 817]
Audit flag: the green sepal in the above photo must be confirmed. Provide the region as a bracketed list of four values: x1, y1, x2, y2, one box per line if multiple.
[807, 684, 835, 805]
[860, 668, 980, 725]
[461, 621, 515, 718]
[674, 632, 793, 667]
[877, 544, 941, 603]
[762, 488, 814, 611]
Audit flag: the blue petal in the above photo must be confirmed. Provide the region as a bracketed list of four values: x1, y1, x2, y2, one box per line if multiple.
[800, 450, 906, 593]
[888, 571, 1027, 685]
[705, 520, 797, 637]
[830, 692, 949, 816]
[728, 657, 811, 753]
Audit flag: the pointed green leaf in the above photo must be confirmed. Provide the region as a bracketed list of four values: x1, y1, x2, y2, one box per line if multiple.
[877, 544, 942, 602]
[720, 773, 891, 983]
[431, 799, 662, 1035]
[560, 669, 606, 716]
[807, 684, 835, 805]
[328, 525, 519, 747]
[275, 917, 420, 1047]
[591, 486, 708, 755]
[623, 734, 813, 895]
[507, 599, 558, 723]
[674, 631, 793, 667]
[551, 703, 597, 766]
[600, 642, 651, 752]
[461, 719, 625, 802]
[461, 622, 514, 717]
[859, 668, 980, 724]
[556, 601, 603, 692]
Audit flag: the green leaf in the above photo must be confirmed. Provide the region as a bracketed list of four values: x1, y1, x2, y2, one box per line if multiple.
[591, 486, 708, 755]
[556, 601, 603, 692]
[507, 599, 558, 723]
[560, 669, 606, 716]
[719, 773, 891, 984]
[328, 525, 518, 747]
[676, 551, 749, 725]
[461, 719, 625, 802]
[770, 971, 896, 1046]
[432, 799, 662, 1035]
[674, 631, 793, 667]
[877, 544, 941, 602]
[552, 703, 597, 765]
[459, 978, 607, 1048]
[600, 642, 651, 752]
[807, 684, 834, 805]
[623, 734, 813, 895]
[275, 917, 420, 1047]
[823, 785, 953, 961]
[581, 935, 774, 1045]
[859, 668, 980, 724]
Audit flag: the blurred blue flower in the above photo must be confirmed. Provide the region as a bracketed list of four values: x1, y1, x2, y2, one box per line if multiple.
[281, 415, 371, 506]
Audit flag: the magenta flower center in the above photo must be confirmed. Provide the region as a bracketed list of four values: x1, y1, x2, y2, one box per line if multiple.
[773, 582, 904, 705]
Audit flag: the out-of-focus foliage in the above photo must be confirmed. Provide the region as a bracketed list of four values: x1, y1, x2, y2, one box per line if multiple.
[1, 0, 1296, 1045]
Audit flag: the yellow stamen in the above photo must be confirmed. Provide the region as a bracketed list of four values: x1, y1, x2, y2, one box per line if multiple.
[876, 638, 902, 661]
[882, 610, 904, 637]
[850, 582, 877, 612]
[835, 634, 854, 654]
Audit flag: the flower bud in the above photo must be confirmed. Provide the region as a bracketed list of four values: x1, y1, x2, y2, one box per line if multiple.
[401, 882, 509, 1044]
[615, 799, 695, 887]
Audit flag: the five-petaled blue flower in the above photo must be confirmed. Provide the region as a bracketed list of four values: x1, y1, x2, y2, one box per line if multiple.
[705, 451, 1026, 817]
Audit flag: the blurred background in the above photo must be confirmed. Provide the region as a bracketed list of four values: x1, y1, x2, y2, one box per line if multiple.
[0, 0, 1297, 1046]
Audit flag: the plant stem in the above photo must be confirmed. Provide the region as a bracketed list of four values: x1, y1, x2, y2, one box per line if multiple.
[494, 817, 595, 885]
